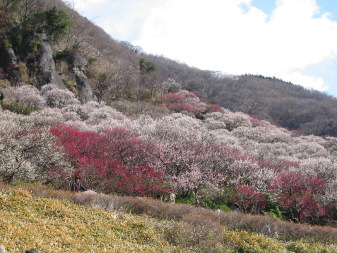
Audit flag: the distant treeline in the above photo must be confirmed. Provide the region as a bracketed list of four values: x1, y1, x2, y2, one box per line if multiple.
[149, 55, 337, 137]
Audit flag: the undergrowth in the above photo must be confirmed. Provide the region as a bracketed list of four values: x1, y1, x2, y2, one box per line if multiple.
[1, 184, 337, 252]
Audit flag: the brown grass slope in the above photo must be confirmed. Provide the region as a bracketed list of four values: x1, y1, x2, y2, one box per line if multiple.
[14, 184, 337, 243]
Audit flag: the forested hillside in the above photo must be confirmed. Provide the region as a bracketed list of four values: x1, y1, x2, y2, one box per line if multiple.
[1, 0, 337, 234]
[1, 0, 337, 137]
[2, 84, 337, 225]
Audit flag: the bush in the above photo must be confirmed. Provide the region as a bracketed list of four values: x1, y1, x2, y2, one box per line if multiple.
[28, 7, 72, 43]
[87, 57, 97, 64]
[0, 40, 12, 49]
[41, 84, 79, 108]
[233, 185, 266, 213]
[200, 196, 232, 211]
[54, 49, 72, 60]
[176, 195, 195, 205]
[0, 100, 33, 115]
[3, 85, 46, 110]
[28, 36, 41, 54]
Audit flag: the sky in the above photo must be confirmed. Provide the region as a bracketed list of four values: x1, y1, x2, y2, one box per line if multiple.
[69, 0, 337, 97]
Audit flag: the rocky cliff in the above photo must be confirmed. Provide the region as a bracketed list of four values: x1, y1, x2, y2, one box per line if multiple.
[0, 33, 95, 103]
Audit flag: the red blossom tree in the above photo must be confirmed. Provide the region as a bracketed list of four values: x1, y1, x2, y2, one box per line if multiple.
[157, 91, 206, 116]
[50, 125, 166, 196]
[102, 127, 152, 168]
[233, 185, 266, 212]
[156, 93, 184, 104]
[113, 165, 167, 196]
[207, 104, 224, 113]
[271, 171, 326, 222]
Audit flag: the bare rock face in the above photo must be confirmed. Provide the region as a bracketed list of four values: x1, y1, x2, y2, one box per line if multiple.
[36, 33, 65, 89]
[1, 47, 17, 67]
[0, 47, 21, 85]
[70, 54, 95, 103]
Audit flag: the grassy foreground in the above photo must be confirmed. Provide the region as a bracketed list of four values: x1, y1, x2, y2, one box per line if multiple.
[0, 186, 337, 252]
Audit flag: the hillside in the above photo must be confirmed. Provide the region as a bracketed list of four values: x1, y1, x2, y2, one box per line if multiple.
[1, 0, 337, 137]
[1, 184, 337, 253]
[1, 0, 337, 233]
[1, 84, 337, 225]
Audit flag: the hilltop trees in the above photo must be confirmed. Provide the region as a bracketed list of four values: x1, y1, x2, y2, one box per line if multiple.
[1, 1, 72, 52]
[26, 6, 72, 43]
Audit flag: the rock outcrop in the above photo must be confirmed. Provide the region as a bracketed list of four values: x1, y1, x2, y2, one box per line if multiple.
[0, 47, 21, 85]
[36, 33, 65, 89]
[1, 33, 96, 103]
[69, 53, 95, 103]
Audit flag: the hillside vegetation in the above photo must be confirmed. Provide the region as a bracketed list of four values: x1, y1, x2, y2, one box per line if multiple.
[1, 0, 337, 247]
[1, 184, 337, 253]
[1, 0, 337, 137]
[1, 85, 337, 226]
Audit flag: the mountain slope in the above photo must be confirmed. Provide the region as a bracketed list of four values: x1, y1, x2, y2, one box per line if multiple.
[1, 0, 337, 136]
[1, 185, 337, 253]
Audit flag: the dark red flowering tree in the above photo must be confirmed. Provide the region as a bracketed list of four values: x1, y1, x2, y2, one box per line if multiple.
[207, 104, 224, 113]
[271, 171, 326, 222]
[113, 165, 167, 196]
[233, 185, 266, 212]
[50, 125, 167, 196]
[156, 91, 207, 116]
[156, 93, 184, 104]
[102, 127, 152, 168]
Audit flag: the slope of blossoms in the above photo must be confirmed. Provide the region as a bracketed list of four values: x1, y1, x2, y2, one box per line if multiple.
[1, 84, 337, 224]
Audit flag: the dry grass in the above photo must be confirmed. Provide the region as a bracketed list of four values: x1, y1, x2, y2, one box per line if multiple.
[1, 183, 337, 253]
[13, 183, 337, 243]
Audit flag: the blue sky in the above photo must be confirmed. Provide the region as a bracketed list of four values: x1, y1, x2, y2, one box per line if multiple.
[71, 0, 337, 97]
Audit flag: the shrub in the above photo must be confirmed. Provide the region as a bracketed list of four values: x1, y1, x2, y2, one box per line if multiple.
[0, 100, 33, 115]
[206, 104, 224, 113]
[41, 84, 79, 108]
[156, 93, 184, 104]
[3, 85, 45, 110]
[54, 49, 72, 60]
[28, 7, 72, 43]
[139, 58, 156, 73]
[0, 40, 12, 49]
[28, 36, 41, 54]
[87, 57, 97, 64]
[112, 165, 168, 196]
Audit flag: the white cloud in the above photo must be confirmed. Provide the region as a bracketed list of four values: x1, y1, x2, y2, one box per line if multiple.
[70, 0, 108, 12]
[281, 71, 328, 91]
[131, 0, 337, 92]
[69, 0, 337, 93]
